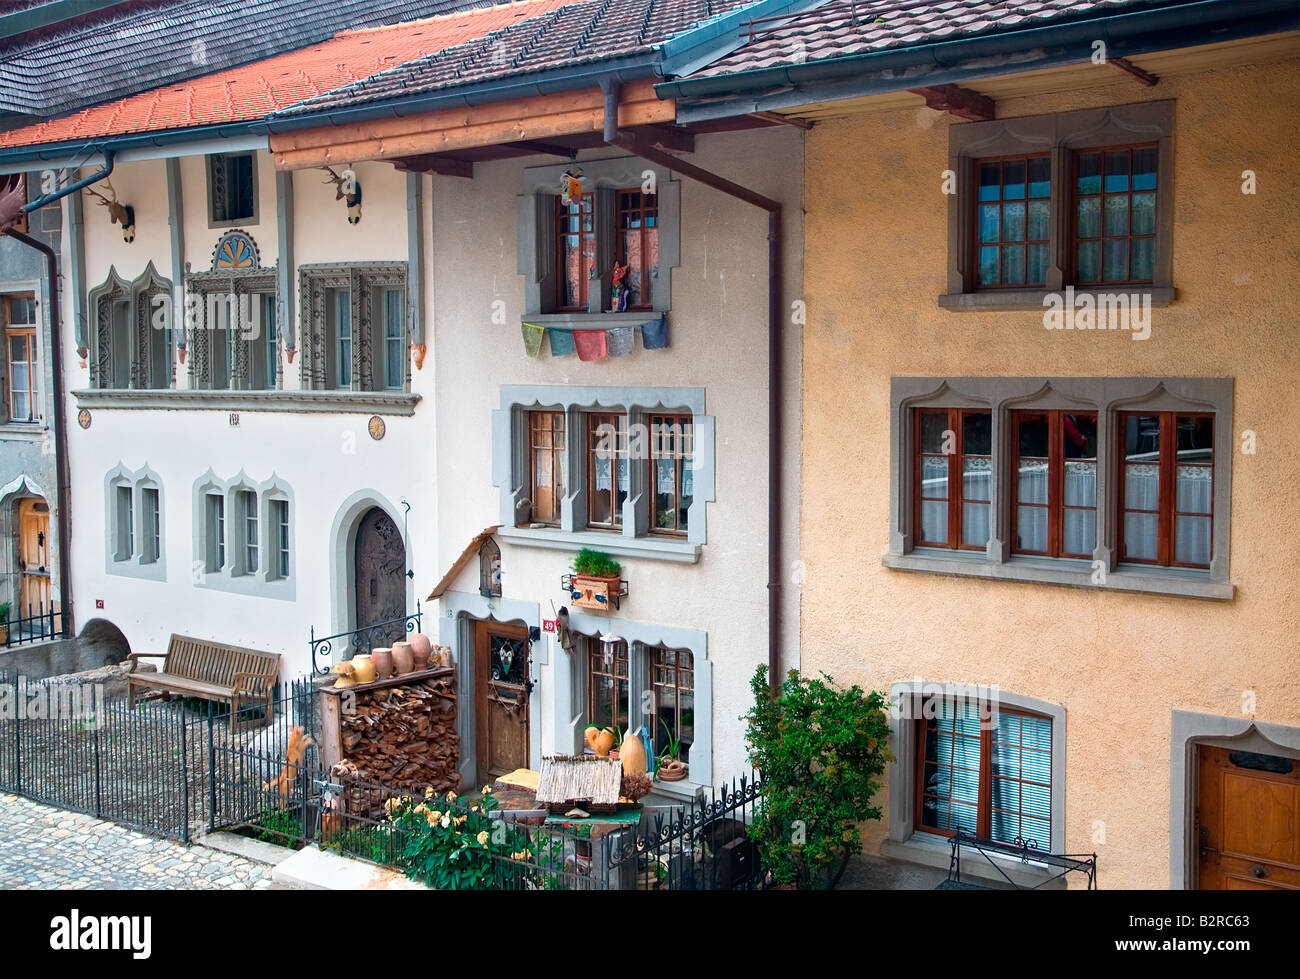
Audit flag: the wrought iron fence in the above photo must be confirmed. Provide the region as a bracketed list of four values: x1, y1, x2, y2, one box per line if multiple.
[0, 669, 768, 890]
[309, 602, 422, 675]
[1, 600, 69, 648]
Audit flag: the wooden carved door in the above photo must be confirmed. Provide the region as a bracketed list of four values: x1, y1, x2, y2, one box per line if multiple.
[474, 620, 531, 784]
[1197, 745, 1300, 889]
[17, 499, 51, 613]
[353, 507, 406, 646]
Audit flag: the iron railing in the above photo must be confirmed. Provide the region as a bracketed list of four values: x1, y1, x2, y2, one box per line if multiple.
[309, 602, 422, 675]
[1, 600, 69, 648]
[944, 831, 1098, 889]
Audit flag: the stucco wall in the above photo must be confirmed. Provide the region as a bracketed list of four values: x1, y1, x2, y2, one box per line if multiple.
[430, 126, 804, 784]
[800, 59, 1300, 888]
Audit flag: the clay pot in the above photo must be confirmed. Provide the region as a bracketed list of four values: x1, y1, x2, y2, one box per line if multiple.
[370, 647, 393, 680]
[391, 640, 415, 676]
[349, 654, 377, 685]
[657, 760, 688, 782]
[620, 734, 647, 775]
[408, 633, 433, 671]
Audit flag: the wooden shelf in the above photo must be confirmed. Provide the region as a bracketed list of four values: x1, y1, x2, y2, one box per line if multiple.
[318, 665, 455, 697]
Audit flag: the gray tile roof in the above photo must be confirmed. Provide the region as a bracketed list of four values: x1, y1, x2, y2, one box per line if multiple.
[685, 0, 1174, 79]
[0, 0, 520, 125]
[270, 0, 753, 118]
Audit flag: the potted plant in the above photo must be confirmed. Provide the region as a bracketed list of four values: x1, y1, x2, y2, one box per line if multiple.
[655, 716, 688, 781]
[568, 549, 622, 611]
[0, 601, 9, 646]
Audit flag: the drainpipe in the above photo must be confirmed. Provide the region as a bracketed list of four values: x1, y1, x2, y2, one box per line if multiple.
[601, 83, 785, 694]
[0, 151, 115, 635]
[2, 228, 74, 635]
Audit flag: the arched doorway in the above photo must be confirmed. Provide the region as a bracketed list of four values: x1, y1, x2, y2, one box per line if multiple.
[15, 496, 51, 613]
[353, 506, 406, 644]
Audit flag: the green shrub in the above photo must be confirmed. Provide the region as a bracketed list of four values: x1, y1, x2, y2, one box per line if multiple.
[252, 808, 301, 845]
[743, 666, 893, 889]
[571, 548, 621, 578]
[385, 786, 535, 889]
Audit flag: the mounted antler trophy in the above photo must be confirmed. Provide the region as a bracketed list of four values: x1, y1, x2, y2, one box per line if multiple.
[84, 179, 136, 242]
[319, 166, 362, 224]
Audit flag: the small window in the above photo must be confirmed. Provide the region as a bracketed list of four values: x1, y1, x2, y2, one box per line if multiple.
[115, 484, 134, 561]
[382, 288, 405, 390]
[1011, 411, 1098, 558]
[528, 410, 567, 526]
[916, 697, 1052, 846]
[208, 153, 256, 224]
[649, 413, 692, 536]
[206, 493, 225, 572]
[1073, 145, 1157, 285]
[914, 408, 992, 550]
[141, 487, 160, 564]
[271, 498, 290, 579]
[328, 288, 352, 389]
[240, 490, 258, 574]
[265, 294, 278, 388]
[616, 190, 659, 309]
[4, 294, 38, 422]
[650, 645, 693, 763]
[973, 155, 1051, 288]
[556, 193, 595, 312]
[1119, 412, 1213, 568]
[587, 412, 627, 529]
[588, 639, 629, 733]
[245, 293, 277, 391]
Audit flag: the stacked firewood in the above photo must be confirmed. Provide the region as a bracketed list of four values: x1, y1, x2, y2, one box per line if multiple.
[334, 676, 460, 814]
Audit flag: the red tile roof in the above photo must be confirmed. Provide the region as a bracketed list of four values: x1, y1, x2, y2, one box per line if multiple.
[0, 0, 588, 149]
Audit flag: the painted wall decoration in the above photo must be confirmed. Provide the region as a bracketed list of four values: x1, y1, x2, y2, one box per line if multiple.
[212, 230, 260, 270]
[368, 416, 387, 441]
[77, 408, 92, 430]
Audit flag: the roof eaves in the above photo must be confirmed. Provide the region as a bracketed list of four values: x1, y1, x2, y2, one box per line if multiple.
[0, 118, 269, 168]
[658, 0, 1300, 110]
[657, 0, 818, 78]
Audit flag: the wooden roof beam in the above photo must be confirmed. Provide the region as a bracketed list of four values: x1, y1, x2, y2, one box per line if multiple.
[512, 140, 579, 159]
[633, 124, 695, 154]
[392, 154, 473, 178]
[909, 84, 994, 121]
[1108, 56, 1159, 87]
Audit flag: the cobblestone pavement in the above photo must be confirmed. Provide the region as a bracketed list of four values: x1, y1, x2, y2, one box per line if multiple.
[0, 793, 275, 889]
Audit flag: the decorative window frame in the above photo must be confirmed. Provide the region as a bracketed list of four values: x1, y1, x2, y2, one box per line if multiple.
[554, 610, 713, 790]
[885, 681, 1065, 882]
[491, 384, 714, 563]
[103, 462, 166, 581]
[206, 151, 259, 228]
[298, 262, 409, 392]
[184, 266, 278, 391]
[886, 377, 1234, 600]
[87, 267, 132, 389]
[128, 261, 173, 390]
[0, 281, 44, 429]
[940, 100, 1175, 312]
[191, 469, 295, 600]
[516, 156, 681, 331]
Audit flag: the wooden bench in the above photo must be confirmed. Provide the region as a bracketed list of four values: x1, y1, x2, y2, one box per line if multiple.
[127, 635, 281, 726]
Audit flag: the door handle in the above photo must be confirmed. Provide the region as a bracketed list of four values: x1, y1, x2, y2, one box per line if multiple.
[1251, 864, 1269, 879]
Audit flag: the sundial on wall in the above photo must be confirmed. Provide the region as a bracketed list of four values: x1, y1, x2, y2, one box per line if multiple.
[212, 230, 260, 270]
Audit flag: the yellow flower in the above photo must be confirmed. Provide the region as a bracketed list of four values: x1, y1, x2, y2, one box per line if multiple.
[454, 814, 468, 826]
[481, 784, 493, 794]
[425, 786, 434, 800]
[470, 803, 480, 812]
[446, 790, 457, 802]
[425, 811, 439, 827]
[414, 803, 428, 815]
[476, 831, 489, 845]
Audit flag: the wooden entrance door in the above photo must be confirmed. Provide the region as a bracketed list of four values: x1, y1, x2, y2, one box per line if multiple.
[1197, 745, 1300, 889]
[17, 499, 51, 612]
[353, 507, 406, 645]
[474, 620, 531, 784]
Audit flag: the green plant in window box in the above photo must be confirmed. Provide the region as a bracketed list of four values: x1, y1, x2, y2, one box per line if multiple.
[743, 665, 893, 890]
[0, 602, 9, 645]
[569, 549, 622, 611]
[655, 715, 688, 781]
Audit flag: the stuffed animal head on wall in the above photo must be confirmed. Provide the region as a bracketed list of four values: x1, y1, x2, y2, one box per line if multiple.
[84, 179, 135, 242]
[319, 166, 362, 224]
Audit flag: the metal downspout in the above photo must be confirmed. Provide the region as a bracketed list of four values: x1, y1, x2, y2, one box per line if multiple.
[601, 83, 785, 693]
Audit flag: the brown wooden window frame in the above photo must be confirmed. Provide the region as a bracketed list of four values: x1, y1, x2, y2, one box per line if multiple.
[649, 645, 693, 763]
[527, 409, 567, 527]
[970, 153, 1052, 290]
[586, 411, 627, 530]
[4, 294, 39, 424]
[587, 638, 629, 733]
[614, 189, 659, 312]
[1010, 409, 1099, 560]
[1117, 410, 1214, 570]
[1070, 142, 1158, 288]
[913, 699, 1053, 844]
[912, 407, 991, 551]
[555, 192, 595, 312]
[648, 412, 692, 538]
